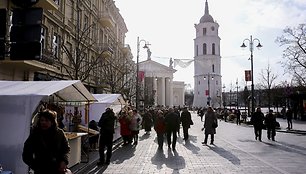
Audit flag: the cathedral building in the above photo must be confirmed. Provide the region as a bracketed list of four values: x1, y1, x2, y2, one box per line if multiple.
[193, 0, 222, 108]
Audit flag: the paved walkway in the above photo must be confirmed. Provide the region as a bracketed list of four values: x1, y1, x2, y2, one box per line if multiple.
[71, 113, 306, 174]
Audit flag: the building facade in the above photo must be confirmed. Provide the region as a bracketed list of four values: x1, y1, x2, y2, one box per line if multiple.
[193, 0, 222, 108]
[139, 59, 185, 108]
[0, 0, 134, 96]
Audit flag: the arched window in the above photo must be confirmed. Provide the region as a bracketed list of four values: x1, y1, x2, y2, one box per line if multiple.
[203, 28, 207, 35]
[212, 43, 215, 55]
[203, 43, 207, 55]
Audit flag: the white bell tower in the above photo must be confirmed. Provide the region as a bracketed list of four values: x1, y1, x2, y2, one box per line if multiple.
[193, 0, 222, 108]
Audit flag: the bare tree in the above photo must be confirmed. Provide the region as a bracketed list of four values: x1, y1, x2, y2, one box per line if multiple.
[258, 63, 278, 110]
[276, 24, 306, 86]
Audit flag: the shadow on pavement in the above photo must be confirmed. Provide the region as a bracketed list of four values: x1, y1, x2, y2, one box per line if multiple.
[208, 145, 241, 165]
[183, 139, 201, 154]
[139, 132, 151, 141]
[151, 148, 186, 172]
[262, 141, 306, 155]
[111, 144, 136, 164]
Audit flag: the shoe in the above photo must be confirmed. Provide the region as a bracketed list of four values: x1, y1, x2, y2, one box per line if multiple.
[255, 136, 258, 140]
[105, 160, 110, 165]
[202, 142, 207, 145]
[210, 142, 214, 145]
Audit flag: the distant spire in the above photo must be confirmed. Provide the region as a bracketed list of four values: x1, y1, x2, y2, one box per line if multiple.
[205, 0, 209, 15]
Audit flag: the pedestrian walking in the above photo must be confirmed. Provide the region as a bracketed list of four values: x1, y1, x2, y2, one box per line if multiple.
[202, 106, 218, 145]
[154, 110, 166, 150]
[22, 109, 70, 174]
[129, 109, 143, 145]
[265, 109, 276, 141]
[286, 108, 293, 130]
[251, 107, 265, 142]
[118, 110, 132, 145]
[235, 109, 241, 125]
[180, 107, 193, 140]
[165, 108, 180, 150]
[198, 108, 204, 122]
[97, 108, 116, 165]
[143, 109, 153, 134]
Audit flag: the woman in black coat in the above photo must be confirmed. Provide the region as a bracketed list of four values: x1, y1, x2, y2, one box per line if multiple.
[251, 107, 265, 142]
[23, 109, 70, 174]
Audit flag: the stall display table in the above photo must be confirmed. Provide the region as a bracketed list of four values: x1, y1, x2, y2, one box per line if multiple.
[65, 132, 88, 168]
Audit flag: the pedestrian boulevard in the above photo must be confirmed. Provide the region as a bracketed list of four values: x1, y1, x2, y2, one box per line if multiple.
[73, 113, 306, 174]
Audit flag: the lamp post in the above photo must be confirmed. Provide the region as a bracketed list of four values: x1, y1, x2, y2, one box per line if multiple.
[136, 37, 149, 111]
[204, 73, 214, 106]
[236, 79, 240, 110]
[241, 35, 262, 116]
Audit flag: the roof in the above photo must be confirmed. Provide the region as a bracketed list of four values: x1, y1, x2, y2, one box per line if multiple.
[200, 0, 214, 23]
[0, 80, 96, 102]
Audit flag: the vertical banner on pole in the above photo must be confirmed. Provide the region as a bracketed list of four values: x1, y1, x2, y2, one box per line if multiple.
[245, 70, 251, 81]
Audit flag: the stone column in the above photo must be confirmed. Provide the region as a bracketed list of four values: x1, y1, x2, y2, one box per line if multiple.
[153, 77, 157, 106]
[161, 77, 165, 106]
[169, 77, 173, 107]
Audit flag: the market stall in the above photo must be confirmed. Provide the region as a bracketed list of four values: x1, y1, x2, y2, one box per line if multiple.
[90, 94, 126, 141]
[0, 80, 96, 174]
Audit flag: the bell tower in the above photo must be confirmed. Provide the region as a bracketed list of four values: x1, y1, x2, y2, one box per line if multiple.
[193, 0, 222, 108]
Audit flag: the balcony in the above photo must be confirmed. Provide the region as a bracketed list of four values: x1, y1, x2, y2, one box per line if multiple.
[121, 44, 131, 54]
[98, 43, 114, 58]
[99, 12, 115, 28]
[34, 0, 59, 11]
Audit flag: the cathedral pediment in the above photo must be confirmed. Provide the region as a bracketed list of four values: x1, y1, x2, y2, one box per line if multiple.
[139, 59, 176, 77]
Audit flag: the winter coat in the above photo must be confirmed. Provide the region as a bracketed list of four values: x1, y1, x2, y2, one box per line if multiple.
[98, 109, 116, 134]
[251, 111, 265, 128]
[22, 128, 70, 174]
[164, 111, 180, 131]
[180, 110, 192, 128]
[129, 113, 143, 131]
[119, 116, 132, 136]
[154, 116, 166, 134]
[204, 110, 217, 134]
[265, 113, 276, 128]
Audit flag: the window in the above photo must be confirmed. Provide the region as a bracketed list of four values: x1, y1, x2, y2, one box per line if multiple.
[212, 64, 215, 72]
[41, 27, 45, 51]
[54, 0, 60, 5]
[203, 43, 207, 55]
[195, 45, 198, 56]
[212, 43, 215, 55]
[52, 33, 59, 57]
[198, 81, 200, 85]
[84, 15, 89, 29]
[203, 28, 207, 35]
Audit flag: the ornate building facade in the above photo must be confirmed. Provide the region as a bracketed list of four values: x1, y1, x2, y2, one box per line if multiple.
[193, 0, 222, 108]
[0, 0, 134, 96]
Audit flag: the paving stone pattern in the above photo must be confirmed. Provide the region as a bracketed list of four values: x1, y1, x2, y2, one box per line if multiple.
[75, 113, 306, 174]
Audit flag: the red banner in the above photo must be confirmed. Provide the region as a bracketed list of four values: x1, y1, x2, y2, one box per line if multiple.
[245, 70, 251, 81]
[138, 71, 145, 81]
[205, 90, 209, 96]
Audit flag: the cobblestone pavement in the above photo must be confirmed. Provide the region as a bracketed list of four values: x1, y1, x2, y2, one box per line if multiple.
[76, 113, 306, 174]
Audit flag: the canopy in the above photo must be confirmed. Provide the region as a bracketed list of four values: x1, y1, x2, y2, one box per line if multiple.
[0, 80, 96, 174]
[89, 94, 126, 122]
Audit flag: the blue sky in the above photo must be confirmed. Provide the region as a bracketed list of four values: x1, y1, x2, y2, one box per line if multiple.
[115, 0, 306, 91]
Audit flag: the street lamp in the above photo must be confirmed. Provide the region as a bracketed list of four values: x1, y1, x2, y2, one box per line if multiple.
[241, 35, 262, 116]
[204, 73, 214, 106]
[136, 37, 150, 111]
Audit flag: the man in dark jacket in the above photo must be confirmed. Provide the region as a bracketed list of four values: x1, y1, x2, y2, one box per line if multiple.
[265, 109, 276, 141]
[251, 107, 265, 142]
[164, 108, 180, 150]
[97, 108, 116, 165]
[180, 107, 193, 140]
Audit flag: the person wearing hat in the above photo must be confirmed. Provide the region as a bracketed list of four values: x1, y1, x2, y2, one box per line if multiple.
[22, 109, 70, 174]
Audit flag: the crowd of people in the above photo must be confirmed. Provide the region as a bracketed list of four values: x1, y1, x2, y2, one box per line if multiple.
[22, 103, 295, 173]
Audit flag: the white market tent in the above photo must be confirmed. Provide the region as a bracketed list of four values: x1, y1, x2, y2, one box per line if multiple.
[89, 94, 126, 122]
[0, 80, 96, 174]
